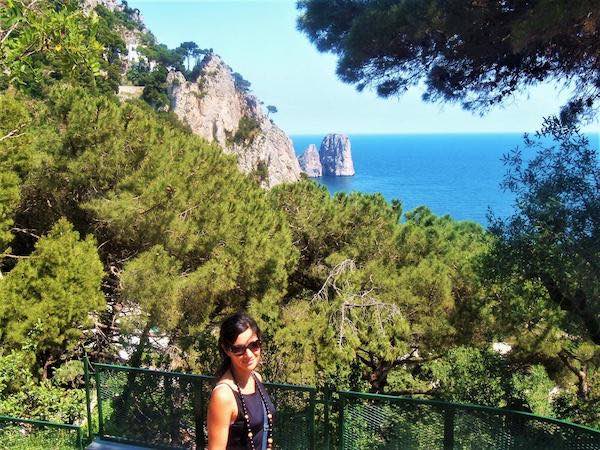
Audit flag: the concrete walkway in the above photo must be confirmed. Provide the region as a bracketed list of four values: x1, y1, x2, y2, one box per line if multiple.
[86, 439, 155, 449]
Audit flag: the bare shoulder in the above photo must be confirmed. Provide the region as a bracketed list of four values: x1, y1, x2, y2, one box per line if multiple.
[210, 382, 236, 405]
[254, 372, 264, 382]
[208, 380, 238, 438]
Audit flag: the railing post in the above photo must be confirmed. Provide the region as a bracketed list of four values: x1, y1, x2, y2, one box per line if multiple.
[165, 374, 180, 446]
[323, 387, 332, 450]
[95, 369, 104, 437]
[308, 389, 316, 450]
[338, 393, 345, 450]
[83, 356, 93, 442]
[443, 407, 455, 450]
[77, 426, 83, 450]
[193, 378, 205, 449]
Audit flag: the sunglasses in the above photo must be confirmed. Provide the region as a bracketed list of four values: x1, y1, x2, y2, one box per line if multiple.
[229, 339, 262, 356]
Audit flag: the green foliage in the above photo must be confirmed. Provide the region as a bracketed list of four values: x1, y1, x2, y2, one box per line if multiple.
[250, 160, 270, 185]
[0, 219, 104, 371]
[92, 4, 131, 93]
[51, 360, 84, 388]
[0, 83, 296, 366]
[232, 71, 251, 93]
[141, 65, 170, 109]
[120, 245, 182, 335]
[0, 351, 85, 423]
[0, 426, 79, 450]
[126, 61, 151, 86]
[6, 82, 295, 357]
[270, 181, 492, 392]
[428, 346, 554, 415]
[1, 0, 598, 432]
[126, 62, 171, 109]
[230, 115, 261, 145]
[176, 41, 209, 73]
[297, 0, 600, 112]
[0, 0, 108, 96]
[130, 39, 209, 109]
[489, 118, 599, 345]
[97, 1, 143, 32]
[0, 91, 55, 254]
[554, 387, 600, 428]
[138, 38, 184, 70]
[512, 365, 555, 416]
[0, 171, 19, 253]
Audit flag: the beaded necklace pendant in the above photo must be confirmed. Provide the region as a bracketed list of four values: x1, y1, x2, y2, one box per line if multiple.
[233, 373, 274, 450]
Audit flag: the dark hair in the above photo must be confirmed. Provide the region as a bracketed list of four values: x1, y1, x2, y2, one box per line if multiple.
[216, 312, 261, 377]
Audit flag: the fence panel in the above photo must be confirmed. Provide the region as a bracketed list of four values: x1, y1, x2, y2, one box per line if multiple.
[85, 361, 600, 450]
[91, 362, 316, 449]
[337, 391, 600, 450]
[339, 392, 445, 450]
[264, 381, 316, 450]
[0, 416, 82, 450]
[452, 406, 600, 450]
[93, 363, 210, 449]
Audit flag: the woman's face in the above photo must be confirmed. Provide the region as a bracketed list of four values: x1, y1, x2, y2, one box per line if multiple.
[226, 327, 261, 374]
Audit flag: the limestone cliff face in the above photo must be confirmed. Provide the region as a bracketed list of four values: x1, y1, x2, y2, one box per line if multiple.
[81, 0, 121, 13]
[298, 144, 322, 177]
[166, 54, 301, 187]
[320, 134, 355, 176]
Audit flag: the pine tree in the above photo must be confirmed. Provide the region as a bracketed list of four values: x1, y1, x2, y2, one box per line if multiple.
[0, 219, 104, 377]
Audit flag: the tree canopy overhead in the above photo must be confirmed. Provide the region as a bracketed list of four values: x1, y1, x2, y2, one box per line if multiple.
[297, 0, 600, 113]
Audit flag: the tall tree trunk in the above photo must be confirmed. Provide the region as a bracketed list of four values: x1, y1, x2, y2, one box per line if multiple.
[368, 366, 389, 394]
[129, 318, 152, 368]
[559, 351, 590, 400]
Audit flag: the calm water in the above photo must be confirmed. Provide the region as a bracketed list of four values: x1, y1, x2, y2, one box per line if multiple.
[291, 133, 595, 226]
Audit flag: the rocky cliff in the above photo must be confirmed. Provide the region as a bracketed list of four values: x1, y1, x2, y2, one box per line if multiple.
[298, 144, 322, 177]
[81, 0, 121, 13]
[82, 0, 147, 73]
[167, 54, 301, 187]
[320, 134, 355, 176]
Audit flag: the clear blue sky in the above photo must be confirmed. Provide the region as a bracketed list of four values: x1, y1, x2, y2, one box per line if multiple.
[128, 0, 599, 136]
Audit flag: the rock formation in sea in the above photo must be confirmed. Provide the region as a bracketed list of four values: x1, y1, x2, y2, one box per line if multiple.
[319, 134, 355, 176]
[298, 144, 323, 177]
[166, 54, 302, 187]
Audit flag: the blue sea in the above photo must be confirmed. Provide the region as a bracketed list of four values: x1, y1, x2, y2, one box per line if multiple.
[291, 133, 599, 226]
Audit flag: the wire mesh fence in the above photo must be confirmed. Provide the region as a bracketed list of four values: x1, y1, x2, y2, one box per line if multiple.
[338, 391, 600, 450]
[0, 416, 83, 450]
[4, 360, 598, 449]
[90, 361, 316, 449]
[83, 360, 600, 450]
[93, 364, 207, 448]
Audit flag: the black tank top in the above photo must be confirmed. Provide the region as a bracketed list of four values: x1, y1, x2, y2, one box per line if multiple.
[217, 377, 276, 450]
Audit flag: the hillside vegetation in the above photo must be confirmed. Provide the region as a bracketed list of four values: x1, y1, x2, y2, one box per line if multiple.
[0, 0, 598, 429]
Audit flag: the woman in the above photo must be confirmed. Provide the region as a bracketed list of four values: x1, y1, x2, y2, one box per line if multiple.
[207, 312, 275, 450]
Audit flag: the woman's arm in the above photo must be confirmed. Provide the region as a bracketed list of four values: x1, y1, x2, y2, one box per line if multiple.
[207, 385, 235, 450]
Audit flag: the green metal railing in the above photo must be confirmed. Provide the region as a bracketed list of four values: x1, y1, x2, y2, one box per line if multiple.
[0, 415, 83, 450]
[83, 359, 600, 450]
[86, 358, 316, 449]
[337, 391, 600, 450]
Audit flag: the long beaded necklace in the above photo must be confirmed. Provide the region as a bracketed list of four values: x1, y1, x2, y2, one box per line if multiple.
[232, 372, 274, 450]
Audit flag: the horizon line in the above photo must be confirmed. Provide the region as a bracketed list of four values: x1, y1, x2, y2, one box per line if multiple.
[288, 130, 600, 136]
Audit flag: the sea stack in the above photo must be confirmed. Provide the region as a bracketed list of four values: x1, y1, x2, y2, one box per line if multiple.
[320, 133, 355, 176]
[298, 144, 323, 177]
